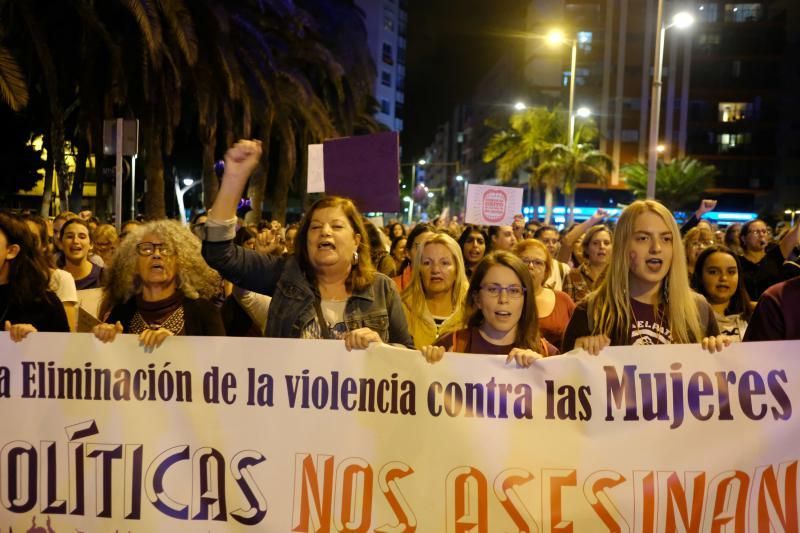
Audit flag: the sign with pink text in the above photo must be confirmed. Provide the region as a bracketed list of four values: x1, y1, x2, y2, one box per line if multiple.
[1, 334, 799, 532]
[465, 184, 524, 226]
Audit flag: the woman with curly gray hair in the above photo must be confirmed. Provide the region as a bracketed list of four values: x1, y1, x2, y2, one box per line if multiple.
[93, 219, 225, 349]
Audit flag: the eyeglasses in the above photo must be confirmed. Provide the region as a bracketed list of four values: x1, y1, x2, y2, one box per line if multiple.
[689, 240, 715, 249]
[480, 284, 526, 299]
[520, 257, 546, 269]
[94, 241, 114, 250]
[136, 242, 174, 256]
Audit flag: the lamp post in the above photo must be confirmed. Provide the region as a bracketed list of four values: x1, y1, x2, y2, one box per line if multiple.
[570, 106, 592, 146]
[646, 7, 695, 199]
[455, 174, 468, 216]
[546, 30, 578, 147]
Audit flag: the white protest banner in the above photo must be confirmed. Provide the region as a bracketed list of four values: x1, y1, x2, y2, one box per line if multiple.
[1, 333, 798, 532]
[465, 184, 524, 226]
[307, 143, 325, 193]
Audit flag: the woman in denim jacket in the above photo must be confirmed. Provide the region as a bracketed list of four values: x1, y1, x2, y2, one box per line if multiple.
[202, 140, 413, 350]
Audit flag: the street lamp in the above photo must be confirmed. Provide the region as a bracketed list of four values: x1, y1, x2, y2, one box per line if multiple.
[547, 29, 578, 147]
[514, 101, 527, 111]
[570, 107, 592, 144]
[646, 8, 695, 199]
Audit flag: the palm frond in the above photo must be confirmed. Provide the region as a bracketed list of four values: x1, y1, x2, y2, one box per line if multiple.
[0, 45, 28, 110]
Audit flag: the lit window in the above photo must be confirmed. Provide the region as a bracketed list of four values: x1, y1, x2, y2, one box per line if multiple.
[717, 132, 751, 152]
[718, 102, 750, 122]
[697, 31, 721, 49]
[381, 71, 392, 87]
[697, 4, 719, 22]
[724, 3, 763, 22]
[577, 31, 592, 53]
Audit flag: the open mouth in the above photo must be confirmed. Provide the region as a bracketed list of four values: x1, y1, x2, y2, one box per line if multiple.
[318, 241, 336, 250]
[715, 284, 731, 291]
[645, 258, 663, 272]
[494, 311, 512, 319]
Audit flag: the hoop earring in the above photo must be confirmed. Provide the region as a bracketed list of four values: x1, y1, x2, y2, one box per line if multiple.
[353, 251, 359, 265]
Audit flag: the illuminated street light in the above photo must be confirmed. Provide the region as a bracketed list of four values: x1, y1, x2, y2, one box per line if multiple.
[569, 107, 592, 146]
[427, 192, 434, 198]
[514, 102, 527, 111]
[547, 30, 566, 46]
[455, 175, 464, 182]
[647, 8, 695, 199]
[417, 158, 427, 166]
[671, 11, 695, 29]
[182, 178, 194, 187]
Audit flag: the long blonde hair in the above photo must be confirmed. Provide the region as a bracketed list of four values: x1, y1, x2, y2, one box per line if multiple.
[401, 232, 468, 315]
[588, 200, 704, 343]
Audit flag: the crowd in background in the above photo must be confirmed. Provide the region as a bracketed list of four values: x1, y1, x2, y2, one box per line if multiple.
[2, 140, 799, 360]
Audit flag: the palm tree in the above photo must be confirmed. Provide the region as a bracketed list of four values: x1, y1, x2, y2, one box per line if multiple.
[535, 142, 613, 225]
[483, 106, 565, 222]
[621, 158, 719, 212]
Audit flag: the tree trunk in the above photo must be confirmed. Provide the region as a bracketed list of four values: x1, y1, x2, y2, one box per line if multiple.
[201, 124, 218, 210]
[544, 185, 555, 225]
[40, 133, 54, 216]
[52, 114, 70, 213]
[143, 117, 166, 218]
[245, 115, 274, 224]
[531, 181, 541, 222]
[93, 118, 110, 220]
[245, 165, 266, 225]
[70, 134, 89, 212]
[566, 192, 576, 225]
[271, 121, 296, 225]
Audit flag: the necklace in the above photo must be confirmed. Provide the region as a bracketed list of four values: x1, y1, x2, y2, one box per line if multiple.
[129, 306, 185, 335]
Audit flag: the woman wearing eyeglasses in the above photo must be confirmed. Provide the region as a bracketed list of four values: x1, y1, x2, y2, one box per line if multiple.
[683, 226, 716, 278]
[738, 218, 799, 300]
[420, 251, 558, 366]
[513, 239, 575, 352]
[92, 220, 224, 350]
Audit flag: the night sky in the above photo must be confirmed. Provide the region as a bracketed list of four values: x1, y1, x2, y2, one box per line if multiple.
[402, 0, 529, 160]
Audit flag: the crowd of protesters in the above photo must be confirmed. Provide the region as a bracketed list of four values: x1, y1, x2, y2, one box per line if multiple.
[2, 139, 799, 356]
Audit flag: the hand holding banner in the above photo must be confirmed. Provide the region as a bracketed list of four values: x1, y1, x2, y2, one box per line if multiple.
[0, 334, 798, 531]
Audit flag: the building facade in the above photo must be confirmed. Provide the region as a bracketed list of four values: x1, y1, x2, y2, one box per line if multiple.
[421, 0, 800, 217]
[355, 0, 408, 132]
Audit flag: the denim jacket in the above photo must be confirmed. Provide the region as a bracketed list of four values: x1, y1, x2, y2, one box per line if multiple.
[202, 219, 414, 347]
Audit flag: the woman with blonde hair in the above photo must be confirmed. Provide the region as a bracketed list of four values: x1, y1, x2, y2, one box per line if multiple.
[562, 200, 728, 354]
[401, 232, 468, 348]
[93, 219, 224, 349]
[562, 224, 612, 303]
[92, 224, 119, 266]
[683, 225, 715, 278]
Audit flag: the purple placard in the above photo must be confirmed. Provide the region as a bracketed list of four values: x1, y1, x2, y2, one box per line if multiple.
[322, 132, 400, 212]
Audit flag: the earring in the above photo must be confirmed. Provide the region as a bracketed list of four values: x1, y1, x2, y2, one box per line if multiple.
[353, 250, 359, 265]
